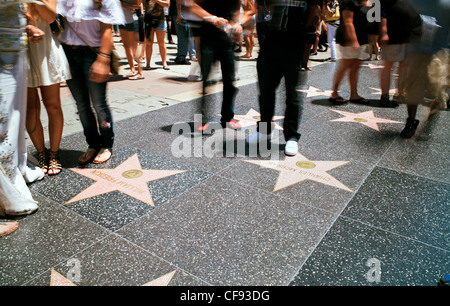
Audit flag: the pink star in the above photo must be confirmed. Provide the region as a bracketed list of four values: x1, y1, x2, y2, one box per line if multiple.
[67, 154, 186, 206]
[329, 109, 402, 131]
[233, 108, 284, 130]
[297, 86, 334, 98]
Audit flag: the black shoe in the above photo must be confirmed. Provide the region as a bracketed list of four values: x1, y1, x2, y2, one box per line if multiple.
[174, 58, 191, 65]
[380, 94, 399, 107]
[400, 118, 419, 138]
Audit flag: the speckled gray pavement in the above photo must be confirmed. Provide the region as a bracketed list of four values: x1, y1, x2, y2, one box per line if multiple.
[1, 35, 449, 287]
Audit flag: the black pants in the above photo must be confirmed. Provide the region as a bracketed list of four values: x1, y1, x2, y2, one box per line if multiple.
[200, 35, 237, 124]
[256, 35, 304, 141]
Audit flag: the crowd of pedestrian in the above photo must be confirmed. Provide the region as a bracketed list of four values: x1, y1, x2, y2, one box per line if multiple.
[0, 0, 449, 241]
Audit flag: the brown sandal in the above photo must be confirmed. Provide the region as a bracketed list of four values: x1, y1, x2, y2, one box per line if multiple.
[38, 148, 48, 174]
[48, 150, 62, 175]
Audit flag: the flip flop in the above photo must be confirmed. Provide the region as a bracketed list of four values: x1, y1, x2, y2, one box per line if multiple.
[163, 66, 170, 70]
[349, 97, 369, 105]
[329, 96, 348, 104]
[125, 72, 138, 78]
[129, 74, 145, 80]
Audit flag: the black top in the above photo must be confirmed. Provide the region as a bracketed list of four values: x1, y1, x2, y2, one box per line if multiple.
[380, 0, 421, 44]
[336, 0, 369, 45]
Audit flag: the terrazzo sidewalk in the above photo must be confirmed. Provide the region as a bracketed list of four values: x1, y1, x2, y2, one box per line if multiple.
[1, 36, 449, 287]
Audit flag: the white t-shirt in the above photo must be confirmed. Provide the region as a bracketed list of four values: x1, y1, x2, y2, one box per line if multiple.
[57, 0, 125, 46]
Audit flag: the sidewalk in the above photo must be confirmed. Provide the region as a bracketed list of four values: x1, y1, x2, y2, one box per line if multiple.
[2, 35, 449, 287]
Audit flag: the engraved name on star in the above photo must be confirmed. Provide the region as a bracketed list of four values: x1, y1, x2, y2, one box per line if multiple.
[244, 153, 352, 192]
[67, 154, 186, 206]
[329, 109, 402, 131]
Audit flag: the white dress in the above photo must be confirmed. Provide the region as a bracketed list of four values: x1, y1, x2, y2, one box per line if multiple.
[0, 3, 37, 209]
[27, 17, 71, 88]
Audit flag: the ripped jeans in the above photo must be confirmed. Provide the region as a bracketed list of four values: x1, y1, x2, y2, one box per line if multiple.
[62, 44, 114, 150]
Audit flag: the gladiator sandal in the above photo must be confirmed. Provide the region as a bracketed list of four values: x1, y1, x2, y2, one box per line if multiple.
[37, 148, 49, 174]
[48, 150, 62, 175]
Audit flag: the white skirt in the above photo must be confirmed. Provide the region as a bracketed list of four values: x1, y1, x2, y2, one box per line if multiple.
[27, 18, 71, 88]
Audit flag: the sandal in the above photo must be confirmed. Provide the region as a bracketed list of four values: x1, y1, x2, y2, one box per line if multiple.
[329, 96, 348, 104]
[37, 148, 48, 174]
[349, 97, 369, 105]
[93, 148, 113, 164]
[48, 150, 62, 175]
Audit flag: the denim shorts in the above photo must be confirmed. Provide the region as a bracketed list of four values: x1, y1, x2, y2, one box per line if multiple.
[119, 20, 139, 32]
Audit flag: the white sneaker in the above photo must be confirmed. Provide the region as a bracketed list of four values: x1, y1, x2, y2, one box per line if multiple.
[245, 131, 272, 145]
[284, 140, 298, 156]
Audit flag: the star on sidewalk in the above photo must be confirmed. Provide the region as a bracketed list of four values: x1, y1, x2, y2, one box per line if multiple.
[229, 108, 284, 130]
[243, 153, 352, 192]
[297, 86, 334, 98]
[369, 87, 397, 96]
[66, 154, 186, 206]
[329, 109, 402, 131]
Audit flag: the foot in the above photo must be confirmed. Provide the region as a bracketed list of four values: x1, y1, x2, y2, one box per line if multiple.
[163, 65, 170, 70]
[400, 118, 419, 138]
[93, 148, 113, 164]
[196, 122, 209, 132]
[48, 150, 62, 175]
[222, 119, 242, 129]
[0, 222, 19, 237]
[284, 140, 298, 156]
[78, 148, 99, 165]
[129, 74, 144, 80]
[329, 95, 348, 104]
[349, 96, 369, 105]
[245, 131, 273, 145]
[37, 149, 48, 174]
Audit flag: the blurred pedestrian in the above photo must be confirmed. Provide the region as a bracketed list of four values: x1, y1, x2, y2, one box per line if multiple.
[189, 0, 243, 131]
[144, 0, 170, 70]
[324, 0, 340, 62]
[329, 0, 371, 104]
[247, 0, 311, 157]
[58, 0, 125, 165]
[120, 0, 144, 79]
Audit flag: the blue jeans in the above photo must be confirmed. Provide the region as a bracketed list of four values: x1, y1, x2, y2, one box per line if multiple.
[174, 16, 196, 60]
[62, 44, 114, 149]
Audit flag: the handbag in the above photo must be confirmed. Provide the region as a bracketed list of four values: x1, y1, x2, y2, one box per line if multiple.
[49, 15, 64, 34]
[65, 19, 121, 76]
[325, 0, 340, 22]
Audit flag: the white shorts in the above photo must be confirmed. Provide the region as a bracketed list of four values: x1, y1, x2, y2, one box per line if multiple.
[338, 44, 369, 60]
[381, 44, 406, 62]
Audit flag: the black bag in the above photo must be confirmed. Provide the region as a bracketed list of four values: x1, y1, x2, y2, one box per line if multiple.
[144, 14, 160, 29]
[50, 15, 64, 34]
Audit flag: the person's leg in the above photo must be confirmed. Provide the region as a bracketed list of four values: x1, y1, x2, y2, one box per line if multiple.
[174, 17, 189, 62]
[145, 29, 154, 69]
[218, 41, 238, 124]
[120, 28, 136, 76]
[40, 84, 63, 175]
[327, 24, 337, 60]
[25, 87, 46, 153]
[331, 58, 351, 99]
[349, 59, 364, 100]
[155, 30, 168, 68]
[283, 46, 303, 142]
[64, 45, 102, 150]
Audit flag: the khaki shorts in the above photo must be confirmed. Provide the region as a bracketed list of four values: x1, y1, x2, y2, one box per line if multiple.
[338, 44, 369, 60]
[381, 44, 406, 62]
